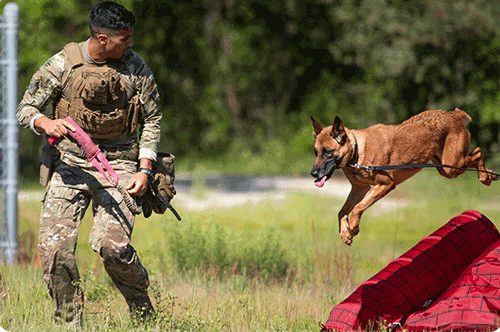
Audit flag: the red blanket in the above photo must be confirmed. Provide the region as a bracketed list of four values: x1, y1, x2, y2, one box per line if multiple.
[322, 210, 500, 332]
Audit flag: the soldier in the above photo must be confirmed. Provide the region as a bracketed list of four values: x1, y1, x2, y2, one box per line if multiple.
[16, 1, 165, 326]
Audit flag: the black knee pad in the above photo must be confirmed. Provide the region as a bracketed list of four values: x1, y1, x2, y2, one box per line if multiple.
[100, 245, 135, 265]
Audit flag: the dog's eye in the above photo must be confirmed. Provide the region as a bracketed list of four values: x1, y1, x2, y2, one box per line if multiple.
[322, 148, 334, 158]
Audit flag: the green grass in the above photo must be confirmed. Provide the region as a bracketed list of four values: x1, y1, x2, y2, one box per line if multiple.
[2, 169, 500, 331]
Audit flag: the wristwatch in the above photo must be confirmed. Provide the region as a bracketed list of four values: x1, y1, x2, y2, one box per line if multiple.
[138, 167, 153, 178]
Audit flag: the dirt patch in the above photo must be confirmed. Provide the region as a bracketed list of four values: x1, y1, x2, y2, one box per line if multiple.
[17, 176, 408, 213]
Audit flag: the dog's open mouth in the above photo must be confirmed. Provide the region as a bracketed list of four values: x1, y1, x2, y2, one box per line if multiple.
[313, 165, 336, 188]
[314, 176, 327, 188]
[312, 157, 338, 188]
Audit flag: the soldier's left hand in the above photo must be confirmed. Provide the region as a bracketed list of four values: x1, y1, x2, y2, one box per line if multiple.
[126, 172, 148, 196]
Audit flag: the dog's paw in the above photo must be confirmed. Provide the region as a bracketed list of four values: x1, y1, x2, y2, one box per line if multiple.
[340, 228, 353, 246]
[479, 173, 491, 186]
[349, 224, 360, 236]
[491, 173, 500, 182]
[480, 175, 493, 186]
[479, 170, 499, 186]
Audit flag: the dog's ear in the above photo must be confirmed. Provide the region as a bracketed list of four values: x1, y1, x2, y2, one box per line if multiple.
[331, 116, 347, 145]
[310, 116, 323, 135]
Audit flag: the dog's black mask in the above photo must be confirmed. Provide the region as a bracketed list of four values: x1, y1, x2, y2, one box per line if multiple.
[311, 154, 340, 181]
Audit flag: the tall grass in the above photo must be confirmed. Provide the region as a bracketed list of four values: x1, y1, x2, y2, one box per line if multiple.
[2, 170, 500, 331]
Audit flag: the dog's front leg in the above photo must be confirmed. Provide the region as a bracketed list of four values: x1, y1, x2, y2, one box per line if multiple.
[346, 182, 396, 244]
[338, 185, 370, 246]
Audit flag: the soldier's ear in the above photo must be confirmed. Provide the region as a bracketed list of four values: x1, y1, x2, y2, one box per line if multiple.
[97, 33, 109, 45]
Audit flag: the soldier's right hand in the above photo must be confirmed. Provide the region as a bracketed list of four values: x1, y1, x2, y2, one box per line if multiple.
[34, 117, 76, 137]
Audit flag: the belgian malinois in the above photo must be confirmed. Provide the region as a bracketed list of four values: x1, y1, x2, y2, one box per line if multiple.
[310, 109, 498, 245]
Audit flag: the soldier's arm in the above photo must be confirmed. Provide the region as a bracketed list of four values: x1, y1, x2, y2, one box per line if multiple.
[124, 52, 162, 196]
[136, 71, 162, 162]
[16, 51, 72, 136]
[125, 51, 162, 162]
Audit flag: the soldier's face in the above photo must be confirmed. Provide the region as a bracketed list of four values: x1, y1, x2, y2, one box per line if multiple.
[105, 29, 134, 59]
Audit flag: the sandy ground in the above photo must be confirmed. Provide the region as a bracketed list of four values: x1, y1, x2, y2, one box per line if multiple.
[17, 175, 408, 215]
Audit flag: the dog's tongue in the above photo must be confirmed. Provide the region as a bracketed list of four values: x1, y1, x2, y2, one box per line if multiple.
[314, 176, 327, 188]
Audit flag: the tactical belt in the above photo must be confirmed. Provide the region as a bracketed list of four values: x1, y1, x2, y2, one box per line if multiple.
[102, 147, 139, 161]
[60, 138, 139, 161]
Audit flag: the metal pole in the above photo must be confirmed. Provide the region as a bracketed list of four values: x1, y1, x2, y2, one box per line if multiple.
[1, 3, 19, 265]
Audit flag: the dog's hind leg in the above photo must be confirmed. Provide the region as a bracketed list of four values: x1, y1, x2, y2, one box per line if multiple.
[465, 147, 499, 185]
[439, 129, 498, 185]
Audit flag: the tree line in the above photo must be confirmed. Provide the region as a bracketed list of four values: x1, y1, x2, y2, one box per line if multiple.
[11, 0, 500, 178]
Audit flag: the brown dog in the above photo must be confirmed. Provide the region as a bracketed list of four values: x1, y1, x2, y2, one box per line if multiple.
[310, 108, 498, 245]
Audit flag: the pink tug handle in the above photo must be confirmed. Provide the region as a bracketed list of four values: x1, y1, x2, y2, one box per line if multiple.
[48, 136, 61, 146]
[48, 117, 119, 186]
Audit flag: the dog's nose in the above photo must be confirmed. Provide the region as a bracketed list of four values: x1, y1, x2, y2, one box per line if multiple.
[310, 167, 318, 178]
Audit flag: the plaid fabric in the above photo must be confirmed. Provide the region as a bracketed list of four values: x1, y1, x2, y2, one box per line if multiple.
[402, 238, 500, 331]
[323, 210, 500, 332]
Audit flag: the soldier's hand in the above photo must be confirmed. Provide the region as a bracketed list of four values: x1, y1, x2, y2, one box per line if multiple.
[35, 117, 76, 137]
[126, 172, 148, 196]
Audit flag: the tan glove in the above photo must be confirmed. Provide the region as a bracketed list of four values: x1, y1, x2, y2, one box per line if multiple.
[154, 172, 176, 202]
[141, 152, 177, 218]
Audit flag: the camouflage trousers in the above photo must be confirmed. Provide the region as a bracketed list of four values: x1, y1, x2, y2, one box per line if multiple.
[38, 152, 151, 324]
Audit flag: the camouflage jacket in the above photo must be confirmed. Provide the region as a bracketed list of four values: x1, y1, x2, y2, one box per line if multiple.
[16, 39, 162, 161]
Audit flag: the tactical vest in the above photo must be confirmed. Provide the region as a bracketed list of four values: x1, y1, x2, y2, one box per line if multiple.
[55, 42, 137, 140]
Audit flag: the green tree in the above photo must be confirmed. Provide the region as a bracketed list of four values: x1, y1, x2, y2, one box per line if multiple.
[9, 0, 500, 179]
[325, 0, 500, 161]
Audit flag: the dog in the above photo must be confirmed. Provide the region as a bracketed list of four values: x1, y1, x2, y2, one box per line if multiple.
[310, 108, 498, 245]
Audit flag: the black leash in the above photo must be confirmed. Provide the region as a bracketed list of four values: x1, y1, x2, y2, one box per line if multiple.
[348, 133, 500, 178]
[352, 162, 500, 177]
[147, 179, 182, 221]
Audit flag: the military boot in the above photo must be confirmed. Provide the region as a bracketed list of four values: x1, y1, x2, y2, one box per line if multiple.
[126, 295, 155, 323]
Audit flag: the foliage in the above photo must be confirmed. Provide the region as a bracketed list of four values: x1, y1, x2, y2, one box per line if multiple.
[166, 220, 289, 280]
[8, 0, 500, 178]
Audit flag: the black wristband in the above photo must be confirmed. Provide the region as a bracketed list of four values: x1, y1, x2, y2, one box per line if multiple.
[138, 167, 153, 178]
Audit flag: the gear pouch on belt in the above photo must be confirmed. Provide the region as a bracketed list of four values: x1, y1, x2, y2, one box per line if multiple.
[39, 133, 60, 187]
[142, 152, 177, 218]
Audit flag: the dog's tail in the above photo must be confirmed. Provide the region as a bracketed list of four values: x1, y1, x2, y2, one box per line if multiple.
[454, 107, 472, 126]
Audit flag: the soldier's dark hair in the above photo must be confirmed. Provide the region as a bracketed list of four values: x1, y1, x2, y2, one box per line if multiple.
[89, 1, 136, 37]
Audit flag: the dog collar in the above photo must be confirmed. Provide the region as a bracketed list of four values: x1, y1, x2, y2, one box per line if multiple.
[348, 133, 360, 168]
[348, 135, 374, 172]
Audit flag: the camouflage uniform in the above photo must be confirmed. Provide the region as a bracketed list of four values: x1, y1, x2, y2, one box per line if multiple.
[17, 40, 162, 324]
